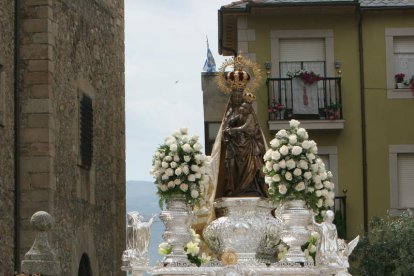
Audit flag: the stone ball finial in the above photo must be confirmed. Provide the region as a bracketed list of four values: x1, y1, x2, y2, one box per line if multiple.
[30, 211, 54, 232]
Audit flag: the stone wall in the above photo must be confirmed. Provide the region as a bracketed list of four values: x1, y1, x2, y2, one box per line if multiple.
[0, 0, 15, 274]
[19, 0, 125, 275]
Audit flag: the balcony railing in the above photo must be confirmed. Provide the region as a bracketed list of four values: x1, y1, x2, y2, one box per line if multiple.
[267, 77, 343, 122]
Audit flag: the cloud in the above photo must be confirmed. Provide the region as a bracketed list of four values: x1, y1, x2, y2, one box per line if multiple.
[125, 0, 230, 181]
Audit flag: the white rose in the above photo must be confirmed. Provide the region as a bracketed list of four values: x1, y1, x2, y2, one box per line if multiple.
[302, 140, 311, 150]
[175, 167, 182, 176]
[297, 128, 307, 138]
[311, 145, 318, 154]
[271, 150, 281, 161]
[181, 135, 189, 143]
[270, 139, 280, 148]
[188, 174, 196, 182]
[309, 244, 317, 254]
[307, 187, 314, 193]
[288, 135, 297, 145]
[304, 171, 312, 180]
[320, 171, 328, 180]
[315, 182, 323, 190]
[193, 143, 202, 151]
[195, 172, 201, 179]
[325, 198, 334, 207]
[316, 190, 322, 197]
[272, 164, 280, 172]
[272, 174, 281, 182]
[311, 231, 320, 240]
[159, 185, 168, 192]
[167, 181, 175, 188]
[161, 174, 169, 180]
[314, 174, 322, 183]
[299, 160, 308, 170]
[165, 156, 172, 162]
[183, 166, 190, 175]
[293, 168, 302, 176]
[169, 144, 178, 152]
[183, 143, 192, 153]
[311, 164, 319, 173]
[174, 179, 181, 185]
[289, 119, 300, 128]
[180, 183, 189, 192]
[180, 127, 188, 135]
[316, 199, 323, 207]
[292, 146, 302, 156]
[328, 191, 335, 199]
[165, 137, 174, 146]
[286, 159, 296, 170]
[278, 160, 286, 169]
[265, 176, 273, 184]
[184, 155, 191, 162]
[174, 155, 180, 162]
[263, 150, 272, 161]
[285, 171, 292, 181]
[321, 189, 328, 197]
[191, 134, 199, 141]
[191, 189, 199, 199]
[276, 129, 287, 138]
[165, 168, 174, 176]
[265, 161, 273, 171]
[191, 165, 200, 172]
[327, 171, 333, 178]
[307, 153, 315, 161]
[279, 145, 289, 156]
[278, 184, 287, 195]
[295, 182, 305, 191]
[162, 162, 168, 169]
[170, 161, 177, 168]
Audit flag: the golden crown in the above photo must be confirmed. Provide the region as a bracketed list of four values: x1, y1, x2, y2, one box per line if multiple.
[215, 55, 263, 101]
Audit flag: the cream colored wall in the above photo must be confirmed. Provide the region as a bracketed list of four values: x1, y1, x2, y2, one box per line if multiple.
[362, 13, 414, 220]
[244, 13, 364, 237]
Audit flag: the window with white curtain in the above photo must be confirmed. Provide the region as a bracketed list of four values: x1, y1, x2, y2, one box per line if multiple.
[393, 36, 414, 83]
[389, 145, 414, 213]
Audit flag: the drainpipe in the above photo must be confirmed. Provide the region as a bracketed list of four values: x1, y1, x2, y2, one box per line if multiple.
[14, 0, 21, 272]
[357, 8, 368, 232]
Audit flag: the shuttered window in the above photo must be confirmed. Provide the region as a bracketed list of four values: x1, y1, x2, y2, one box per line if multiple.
[397, 153, 414, 208]
[80, 94, 93, 169]
[279, 38, 325, 77]
[394, 36, 414, 81]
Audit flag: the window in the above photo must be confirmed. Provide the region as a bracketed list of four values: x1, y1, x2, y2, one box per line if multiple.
[271, 30, 336, 119]
[386, 28, 414, 98]
[79, 94, 93, 170]
[389, 145, 414, 213]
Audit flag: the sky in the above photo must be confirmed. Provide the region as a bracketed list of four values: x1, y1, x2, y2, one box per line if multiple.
[125, 0, 232, 181]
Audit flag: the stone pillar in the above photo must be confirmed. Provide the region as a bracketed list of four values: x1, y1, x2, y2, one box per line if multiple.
[21, 211, 60, 275]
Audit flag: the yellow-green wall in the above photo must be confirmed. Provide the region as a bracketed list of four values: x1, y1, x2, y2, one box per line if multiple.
[244, 12, 365, 237]
[362, 13, 414, 219]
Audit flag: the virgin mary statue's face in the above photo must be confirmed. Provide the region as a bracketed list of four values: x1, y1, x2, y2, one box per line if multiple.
[230, 91, 243, 106]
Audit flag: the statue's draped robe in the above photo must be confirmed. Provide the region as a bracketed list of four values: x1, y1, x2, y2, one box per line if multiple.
[198, 99, 268, 227]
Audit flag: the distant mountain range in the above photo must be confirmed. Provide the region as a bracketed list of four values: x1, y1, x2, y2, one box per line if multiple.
[126, 180, 164, 268]
[126, 180, 161, 215]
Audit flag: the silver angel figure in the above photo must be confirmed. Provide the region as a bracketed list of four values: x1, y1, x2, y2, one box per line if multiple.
[122, 211, 156, 268]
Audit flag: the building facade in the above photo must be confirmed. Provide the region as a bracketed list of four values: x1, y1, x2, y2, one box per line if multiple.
[0, 0, 126, 275]
[202, 0, 414, 238]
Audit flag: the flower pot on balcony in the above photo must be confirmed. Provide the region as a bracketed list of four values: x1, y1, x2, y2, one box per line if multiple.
[396, 83, 406, 89]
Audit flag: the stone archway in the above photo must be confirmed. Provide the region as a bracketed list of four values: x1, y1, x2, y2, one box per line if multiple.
[78, 253, 93, 276]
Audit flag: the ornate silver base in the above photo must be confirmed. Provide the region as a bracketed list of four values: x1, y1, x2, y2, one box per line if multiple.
[203, 197, 281, 264]
[279, 200, 312, 263]
[159, 195, 193, 267]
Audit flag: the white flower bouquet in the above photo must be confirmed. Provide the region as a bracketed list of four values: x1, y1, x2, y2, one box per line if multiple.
[263, 119, 335, 221]
[151, 128, 210, 208]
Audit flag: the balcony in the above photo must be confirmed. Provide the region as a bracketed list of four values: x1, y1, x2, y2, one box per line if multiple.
[267, 77, 345, 131]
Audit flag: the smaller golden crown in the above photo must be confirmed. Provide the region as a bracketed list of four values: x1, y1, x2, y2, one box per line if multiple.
[243, 92, 256, 103]
[225, 68, 251, 90]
